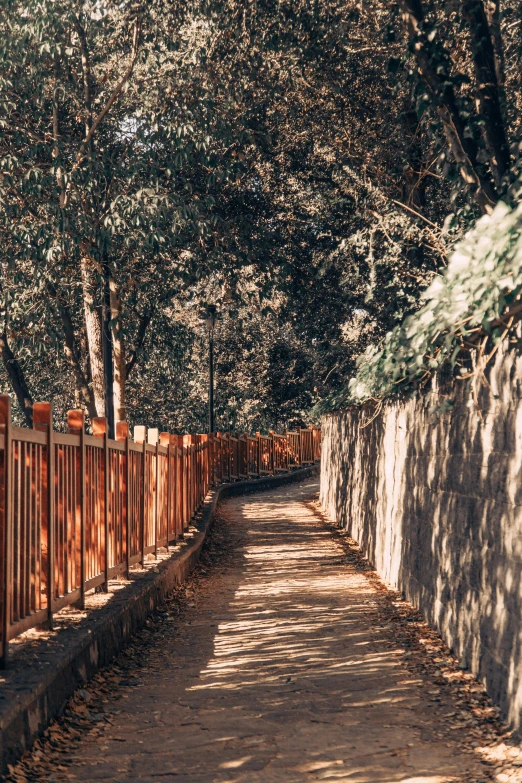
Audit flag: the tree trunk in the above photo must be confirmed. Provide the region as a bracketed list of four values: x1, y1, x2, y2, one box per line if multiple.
[486, 0, 506, 116]
[46, 282, 98, 420]
[399, 0, 498, 213]
[461, 0, 509, 188]
[80, 252, 105, 417]
[109, 276, 126, 423]
[101, 262, 115, 438]
[0, 330, 33, 427]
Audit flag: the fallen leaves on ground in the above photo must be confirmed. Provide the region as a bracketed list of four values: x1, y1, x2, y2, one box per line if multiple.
[309, 495, 522, 783]
[3, 512, 234, 783]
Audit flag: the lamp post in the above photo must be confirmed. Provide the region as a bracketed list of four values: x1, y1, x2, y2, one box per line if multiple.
[200, 305, 217, 434]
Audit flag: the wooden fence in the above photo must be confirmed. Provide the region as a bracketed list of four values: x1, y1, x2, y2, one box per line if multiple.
[0, 394, 321, 666]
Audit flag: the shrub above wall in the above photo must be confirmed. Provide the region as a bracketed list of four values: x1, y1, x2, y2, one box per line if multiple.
[317, 200, 522, 417]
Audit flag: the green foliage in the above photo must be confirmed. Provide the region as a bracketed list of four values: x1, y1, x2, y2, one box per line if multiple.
[4, 0, 521, 431]
[319, 200, 522, 412]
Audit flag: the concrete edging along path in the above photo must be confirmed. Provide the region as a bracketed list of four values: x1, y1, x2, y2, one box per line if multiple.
[0, 464, 318, 774]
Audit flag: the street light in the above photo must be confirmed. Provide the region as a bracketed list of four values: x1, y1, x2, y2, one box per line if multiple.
[199, 305, 217, 434]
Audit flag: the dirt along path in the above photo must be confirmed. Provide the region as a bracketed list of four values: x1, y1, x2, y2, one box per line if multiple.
[6, 478, 522, 783]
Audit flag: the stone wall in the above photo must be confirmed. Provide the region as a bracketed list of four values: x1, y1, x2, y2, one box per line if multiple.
[320, 340, 522, 730]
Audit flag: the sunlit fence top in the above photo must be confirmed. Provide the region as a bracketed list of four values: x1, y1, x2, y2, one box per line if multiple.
[0, 394, 320, 666]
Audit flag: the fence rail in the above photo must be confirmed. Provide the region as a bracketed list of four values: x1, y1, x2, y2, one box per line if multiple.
[0, 394, 320, 666]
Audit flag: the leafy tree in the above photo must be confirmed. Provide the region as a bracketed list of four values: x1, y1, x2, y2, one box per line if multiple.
[4, 0, 520, 429]
[0, 0, 223, 429]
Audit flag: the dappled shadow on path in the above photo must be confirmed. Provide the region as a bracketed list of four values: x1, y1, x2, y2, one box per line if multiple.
[173, 482, 484, 783]
[12, 480, 488, 783]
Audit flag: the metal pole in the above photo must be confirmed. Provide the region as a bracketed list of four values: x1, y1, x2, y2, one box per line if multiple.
[209, 327, 214, 435]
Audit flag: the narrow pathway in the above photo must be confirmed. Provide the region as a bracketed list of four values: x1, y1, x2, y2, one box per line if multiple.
[12, 479, 502, 782]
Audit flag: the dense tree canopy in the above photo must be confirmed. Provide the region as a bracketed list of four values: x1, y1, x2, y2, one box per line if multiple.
[0, 0, 521, 430]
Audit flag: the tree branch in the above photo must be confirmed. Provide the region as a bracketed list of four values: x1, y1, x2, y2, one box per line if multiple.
[52, 55, 66, 206]
[62, 18, 141, 207]
[74, 14, 94, 149]
[126, 308, 153, 376]
[0, 330, 33, 427]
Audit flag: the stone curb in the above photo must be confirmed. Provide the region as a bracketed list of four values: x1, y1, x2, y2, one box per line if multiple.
[0, 464, 319, 774]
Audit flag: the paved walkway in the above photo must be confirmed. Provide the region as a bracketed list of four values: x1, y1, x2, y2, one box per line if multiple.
[14, 479, 497, 782]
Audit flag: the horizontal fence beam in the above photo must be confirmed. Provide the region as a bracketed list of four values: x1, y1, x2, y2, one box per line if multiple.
[0, 395, 320, 667]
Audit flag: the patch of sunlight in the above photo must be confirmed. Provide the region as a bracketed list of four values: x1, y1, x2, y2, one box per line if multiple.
[327, 655, 399, 670]
[219, 756, 252, 769]
[477, 739, 522, 768]
[400, 778, 453, 783]
[308, 773, 453, 782]
[295, 759, 344, 772]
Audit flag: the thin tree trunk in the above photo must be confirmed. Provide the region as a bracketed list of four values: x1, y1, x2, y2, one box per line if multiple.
[486, 0, 506, 113]
[461, 0, 509, 187]
[80, 251, 105, 417]
[109, 276, 126, 423]
[0, 330, 33, 426]
[102, 262, 115, 437]
[46, 282, 98, 420]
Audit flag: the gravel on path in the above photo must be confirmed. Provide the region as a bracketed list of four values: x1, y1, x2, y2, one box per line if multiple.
[5, 478, 522, 783]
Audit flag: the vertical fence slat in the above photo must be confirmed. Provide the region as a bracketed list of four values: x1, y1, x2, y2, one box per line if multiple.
[148, 429, 159, 557]
[116, 421, 130, 578]
[68, 410, 85, 608]
[93, 418, 109, 591]
[33, 402, 54, 628]
[134, 426, 146, 566]
[160, 433, 172, 544]
[0, 396, 12, 666]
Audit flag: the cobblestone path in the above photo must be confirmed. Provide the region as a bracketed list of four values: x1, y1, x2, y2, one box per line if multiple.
[15, 478, 500, 782]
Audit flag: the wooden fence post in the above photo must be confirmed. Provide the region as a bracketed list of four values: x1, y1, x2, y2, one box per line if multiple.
[68, 410, 86, 607]
[181, 435, 187, 526]
[133, 426, 146, 565]
[175, 435, 182, 534]
[225, 433, 231, 482]
[160, 433, 172, 544]
[184, 435, 190, 528]
[188, 435, 195, 520]
[147, 429, 159, 556]
[199, 435, 204, 497]
[207, 433, 210, 489]
[0, 396, 12, 667]
[256, 432, 261, 477]
[215, 432, 220, 484]
[93, 417, 109, 591]
[195, 435, 201, 505]
[116, 421, 130, 577]
[193, 435, 198, 509]
[201, 434, 209, 496]
[33, 402, 54, 628]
